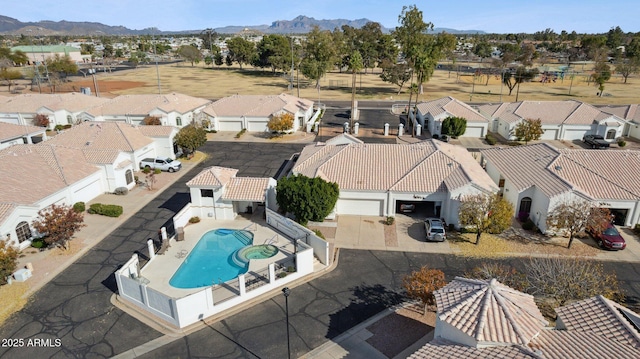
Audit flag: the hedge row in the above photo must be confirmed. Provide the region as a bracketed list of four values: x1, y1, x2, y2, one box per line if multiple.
[88, 203, 123, 217]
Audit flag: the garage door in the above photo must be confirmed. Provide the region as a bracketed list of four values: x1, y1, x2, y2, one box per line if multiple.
[247, 121, 267, 132]
[541, 129, 558, 140]
[563, 130, 587, 141]
[73, 179, 102, 203]
[218, 121, 243, 131]
[462, 126, 484, 137]
[337, 199, 384, 216]
[0, 117, 21, 125]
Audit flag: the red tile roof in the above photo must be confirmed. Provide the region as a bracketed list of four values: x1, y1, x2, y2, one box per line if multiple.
[187, 166, 238, 187]
[222, 177, 271, 202]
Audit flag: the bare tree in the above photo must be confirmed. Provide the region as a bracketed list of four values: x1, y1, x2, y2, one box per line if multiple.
[524, 256, 622, 307]
[546, 198, 611, 248]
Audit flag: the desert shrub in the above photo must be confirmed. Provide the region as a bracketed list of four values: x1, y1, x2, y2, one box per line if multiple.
[153, 168, 161, 175]
[0, 241, 18, 285]
[385, 216, 395, 225]
[142, 167, 151, 174]
[522, 219, 535, 231]
[465, 263, 526, 291]
[88, 203, 123, 217]
[506, 141, 523, 146]
[485, 133, 497, 145]
[403, 266, 447, 313]
[114, 187, 129, 195]
[54, 124, 64, 131]
[312, 229, 325, 239]
[277, 272, 287, 278]
[287, 266, 295, 273]
[189, 216, 200, 224]
[142, 116, 161, 125]
[73, 202, 86, 213]
[32, 114, 50, 128]
[235, 129, 246, 138]
[618, 140, 627, 147]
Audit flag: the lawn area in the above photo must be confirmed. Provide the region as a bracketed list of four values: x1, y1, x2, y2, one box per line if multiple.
[44, 61, 640, 105]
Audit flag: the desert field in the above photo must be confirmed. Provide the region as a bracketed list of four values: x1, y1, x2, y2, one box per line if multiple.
[15, 61, 640, 105]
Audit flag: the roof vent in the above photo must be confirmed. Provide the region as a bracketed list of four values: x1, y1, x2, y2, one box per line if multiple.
[555, 165, 562, 170]
[85, 141, 91, 146]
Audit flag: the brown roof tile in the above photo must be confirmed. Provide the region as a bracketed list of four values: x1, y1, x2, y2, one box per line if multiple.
[478, 100, 612, 125]
[0, 93, 110, 113]
[85, 93, 209, 116]
[0, 122, 45, 142]
[409, 338, 538, 359]
[529, 329, 640, 359]
[416, 96, 489, 123]
[435, 277, 548, 346]
[187, 166, 238, 187]
[47, 121, 153, 152]
[222, 177, 271, 202]
[203, 94, 312, 118]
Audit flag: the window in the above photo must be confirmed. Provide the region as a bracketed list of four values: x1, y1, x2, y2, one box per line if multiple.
[498, 178, 505, 188]
[66, 115, 73, 124]
[519, 197, 532, 214]
[15, 221, 32, 243]
[606, 129, 616, 139]
[201, 189, 214, 198]
[176, 116, 182, 126]
[125, 169, 134, 185]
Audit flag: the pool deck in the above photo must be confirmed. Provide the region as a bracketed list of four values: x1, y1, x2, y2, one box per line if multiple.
[140, 218, 296, 299]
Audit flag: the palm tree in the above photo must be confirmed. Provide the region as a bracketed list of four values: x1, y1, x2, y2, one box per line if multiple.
[348, 50, 363, 132]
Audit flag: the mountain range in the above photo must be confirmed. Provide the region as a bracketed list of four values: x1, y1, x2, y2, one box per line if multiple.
[0, 14, 485, 36]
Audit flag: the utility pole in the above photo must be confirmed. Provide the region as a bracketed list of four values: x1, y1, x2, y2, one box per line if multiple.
[153, 33, 161, 94]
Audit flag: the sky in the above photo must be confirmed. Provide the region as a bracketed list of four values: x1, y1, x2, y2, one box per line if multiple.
[4, 0, 639, 34]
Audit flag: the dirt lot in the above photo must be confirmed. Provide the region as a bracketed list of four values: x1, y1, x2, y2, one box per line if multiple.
[9, 61, 639, 104]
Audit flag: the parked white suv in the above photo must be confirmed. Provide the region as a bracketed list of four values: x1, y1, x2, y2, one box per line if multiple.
[424, 218, 446, 242]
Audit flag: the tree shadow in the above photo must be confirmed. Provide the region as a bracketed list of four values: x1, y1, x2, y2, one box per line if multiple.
[326, 283, 406, 339]
[158, 192, 190, 213]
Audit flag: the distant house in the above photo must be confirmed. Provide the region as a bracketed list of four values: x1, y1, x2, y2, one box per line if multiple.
[478, 100, 627, 141]
[415, 96, 489, 137]
[0, 122, 47, 149]
[599, 104, 640, 140]
[187, 166, 276, 220]
[409, 277, 640, 359]
[0, 93, 110, 129]
[291, 139, 496, 225]
[79, 92, 211, 127]
[202, 93, 315, 132]
[481, 143, 640, 231]
[11, 45, 83, 64]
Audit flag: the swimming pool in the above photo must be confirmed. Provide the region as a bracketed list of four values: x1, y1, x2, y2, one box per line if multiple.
[169, 229, 252, 289]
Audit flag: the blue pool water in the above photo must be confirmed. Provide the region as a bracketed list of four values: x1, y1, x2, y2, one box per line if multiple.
[169, 229, 252, 289]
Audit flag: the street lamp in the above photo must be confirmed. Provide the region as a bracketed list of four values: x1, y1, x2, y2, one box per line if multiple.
[282, 287, 291, 359]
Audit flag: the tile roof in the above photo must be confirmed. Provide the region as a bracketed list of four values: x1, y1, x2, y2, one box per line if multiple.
[482, 144, 640, 201]
[435, 277, 548, 346]
[0, 122, 45, 142]
[0, 144, 100, 205]
[324, 133, 363, 145]
[203, 94, 312, 118]
[409, 338, 538, 359]
[0, 202, 17, 225]
[222, 177, 271, 202]
[46, 121, 153, 152]
[477, 100, 613, 125]
[555, 295, 640, 348]
[186, 166, 238, 187]
[528, 328, 640, 359]
[0, 93, 110, 113]
[600, 104, 640, 123]
[137, 125, 176, 137]
[84, 93, 210, 116]
[293, 140, 496, 193]
[416, 96, 489, 123]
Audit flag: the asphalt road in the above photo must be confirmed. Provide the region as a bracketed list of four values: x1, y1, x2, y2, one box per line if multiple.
[1, 140, 640, 359]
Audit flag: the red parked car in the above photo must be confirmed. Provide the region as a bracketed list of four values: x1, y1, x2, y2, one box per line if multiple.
[588, 223, 626, 250]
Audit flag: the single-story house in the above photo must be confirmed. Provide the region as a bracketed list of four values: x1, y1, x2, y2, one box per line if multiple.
[599, 104, 640, 140]
[11, 45, 84, 64]
[202, 93, 315, 132]
[291, 138, 497, 225]
[0, 93, 110, 129]
[79, 92, 211, 128]
[409, 277, 640, 358]
[415, 96, 489, 137]
[481, 143, 640, 231]
[187, 166, 276, 220]
[0, 122, 47, 149]
[478, 100, 627, 141]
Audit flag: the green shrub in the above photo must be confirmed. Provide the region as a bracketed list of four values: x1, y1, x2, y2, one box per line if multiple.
[114, 187, 128, 195]
[485, 133, 497, 145]
[142, 167, 151, 174]
[522, 219, 535, 231]
[73, 202, 85, 213]
[88, 203, 123, 217]
[312, 229, 325, 239]
[153, 168, 161, 175]
[54, 124, 64, 131]
[385, 216, 395, 225]
[506, 141, 523, 146]
[287, 266, 295, 273]
[30, 237, 47, 249]
[277, 272, 287, 278]
[189, 216, 201, 224]
[235, 129, 246, 138]
[618, 140, 627, 147]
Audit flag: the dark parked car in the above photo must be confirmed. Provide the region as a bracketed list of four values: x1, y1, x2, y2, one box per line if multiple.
[588, 223, 626, 250]
[399, 204, 416, 213]
[582, 134, 610, 149]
